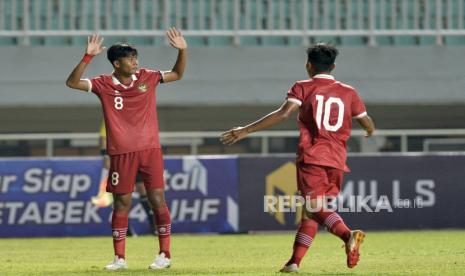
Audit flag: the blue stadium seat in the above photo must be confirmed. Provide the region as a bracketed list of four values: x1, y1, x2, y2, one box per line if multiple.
[340, 36, 366, 46]
[240, 37, 261, 46]
[126, 37, 156, 46]
[261, 37, 288, 46]
[71, 37, 87, 46]
[392, 36, 416, 46]
[207, 37, 233, 46]
[444, 36, 465, 45]
[376, 37, 393, 46]
[238, 0, 260, 46]
[418, 37, 436, 46]
[260, 0, 287, 46]
[0, 38, 15, 45]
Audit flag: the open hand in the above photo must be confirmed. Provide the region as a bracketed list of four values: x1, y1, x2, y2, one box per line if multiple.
[364, 128, 374, 137]
[86, 34, 106, 56]
[220, 127, 248, 145]
[166, 27, 187, 50]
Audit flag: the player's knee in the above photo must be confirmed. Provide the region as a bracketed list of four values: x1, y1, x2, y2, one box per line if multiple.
[304, 209, 315, 220]
[148, 189, 166, 208]
[152, 196, 166, 208]
[113, 194, 132, 211]
[113, 202, 131, 212]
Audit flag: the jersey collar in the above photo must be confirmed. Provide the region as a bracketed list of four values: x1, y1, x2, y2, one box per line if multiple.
[312, 74, 335, 80]
[112, 73, 138, 89]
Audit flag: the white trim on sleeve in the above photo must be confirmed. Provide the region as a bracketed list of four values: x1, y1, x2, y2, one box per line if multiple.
[160, 71, 167, 82]
[353, 111, 367, 119]
[82, 78, 92, 93]
[287, 98, 302, 106]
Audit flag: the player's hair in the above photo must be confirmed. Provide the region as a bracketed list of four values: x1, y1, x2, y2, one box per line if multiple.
[107, 43, 138, 66]
[306, 43, 339, 73]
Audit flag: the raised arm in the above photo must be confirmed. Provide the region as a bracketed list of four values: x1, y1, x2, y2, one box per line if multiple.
[357, 115, 375, 137]
[65, 34, 106, 92]
[162, 27, 188, 83]
[220, 101, 300, 145]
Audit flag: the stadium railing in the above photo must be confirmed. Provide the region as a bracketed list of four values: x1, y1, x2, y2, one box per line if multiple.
[1, 129, 465, 157]
[423, 137, 465, 151]
[1, 0, 464, 46]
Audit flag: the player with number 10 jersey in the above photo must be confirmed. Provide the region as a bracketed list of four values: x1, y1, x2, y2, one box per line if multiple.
[286, 74, 367, 173]
[220, 43, 375, 273]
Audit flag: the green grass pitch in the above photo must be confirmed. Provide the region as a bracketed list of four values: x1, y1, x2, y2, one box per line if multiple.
[1, 230, 464, 275]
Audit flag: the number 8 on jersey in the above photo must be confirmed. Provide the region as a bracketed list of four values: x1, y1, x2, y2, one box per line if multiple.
[114, 96, 123, 110]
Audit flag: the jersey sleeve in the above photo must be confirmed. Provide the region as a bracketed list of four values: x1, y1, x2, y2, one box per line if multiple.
[286, 82, 304, 106]
[85, 76, 106, 95]
[141, 68, 164, 85]
[351, 90, 367, 118]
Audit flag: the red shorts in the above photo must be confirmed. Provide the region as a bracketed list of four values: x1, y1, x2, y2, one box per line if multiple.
[106, 148, 165, 194]
[297, 163, 344, 199]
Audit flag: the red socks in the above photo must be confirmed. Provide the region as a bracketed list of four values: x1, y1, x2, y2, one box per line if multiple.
[313, 211, 351, 242]
[286, 219, 318, 266]
[111, 205, 172, 260]
[111, 210, 128, 259]
[153, 205, 171, 258]
[285, 212, 350, 267]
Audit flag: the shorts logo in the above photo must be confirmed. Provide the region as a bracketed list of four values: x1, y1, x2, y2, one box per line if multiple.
[138, 83, 148, 92]
[158, 227, 166, 234]
[112, 230, 119, 238]
[266, 162, 299, 226]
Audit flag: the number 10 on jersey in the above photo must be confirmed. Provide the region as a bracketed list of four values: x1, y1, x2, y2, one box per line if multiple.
[315, 95, 344, 132]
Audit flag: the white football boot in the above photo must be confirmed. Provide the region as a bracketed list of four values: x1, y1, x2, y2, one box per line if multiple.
[345, 230, 365, 268]
[280, 263, 299, 273]
[104, 256, 128, 270]
[148, 252, 171, 269]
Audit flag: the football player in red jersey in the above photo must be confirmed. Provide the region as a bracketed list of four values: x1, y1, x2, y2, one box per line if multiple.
[66, 27, 187, 270]
[221, 43, 375, 273]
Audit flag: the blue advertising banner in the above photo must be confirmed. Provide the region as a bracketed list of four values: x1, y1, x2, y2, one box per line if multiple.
[238, 154, 465, 231]
[0, 156, 239, 237]
[139, 156, 239, 234]
[0, 158, 103, 237]
[3, 153, 464, 237]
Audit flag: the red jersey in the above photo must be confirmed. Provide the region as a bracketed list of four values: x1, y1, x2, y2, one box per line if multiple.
[85, 68, 163, 155]
[286, 74, 367, 172]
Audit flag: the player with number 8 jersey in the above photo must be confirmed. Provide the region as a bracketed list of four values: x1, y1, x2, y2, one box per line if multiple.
[66, 28, 187, 270]
[220, 43, 375, 273]
[89, 68, 163, 155]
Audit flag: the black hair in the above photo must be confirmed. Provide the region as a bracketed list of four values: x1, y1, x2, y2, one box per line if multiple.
[306, 43, 339, 73]
[107, 43, 138, 66]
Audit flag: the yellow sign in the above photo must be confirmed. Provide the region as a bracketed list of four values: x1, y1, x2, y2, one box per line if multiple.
[265, 162, 302, 225]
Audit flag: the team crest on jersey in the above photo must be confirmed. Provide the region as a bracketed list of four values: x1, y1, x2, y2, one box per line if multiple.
[138, 83, 148, 93]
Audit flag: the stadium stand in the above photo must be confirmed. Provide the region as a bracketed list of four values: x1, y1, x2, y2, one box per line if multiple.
[0, 0, 464, 46]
